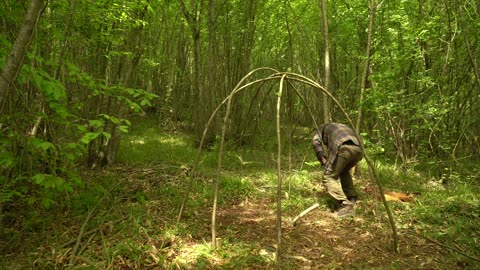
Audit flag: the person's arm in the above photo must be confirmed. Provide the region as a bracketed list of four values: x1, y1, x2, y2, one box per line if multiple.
[312, 134, 327, 166]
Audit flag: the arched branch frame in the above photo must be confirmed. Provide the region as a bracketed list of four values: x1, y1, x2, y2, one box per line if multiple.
[177, 68, 399, 264]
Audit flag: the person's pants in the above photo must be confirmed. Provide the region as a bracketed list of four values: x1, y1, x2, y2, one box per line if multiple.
[323, 144, 363, 205]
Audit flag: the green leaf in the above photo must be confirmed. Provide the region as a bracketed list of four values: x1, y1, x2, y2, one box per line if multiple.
[102, 132, 112, 140]
[37, 141, 54, 151]
[42, 197, 54, 209]
[77, 125, 88, 133]
[80, 132, 101, 144]
[0, 156, 13, 167]
[66, 142, 80, 149]
[67, 63, 80, 74]
[64, 183, 73, 193]
[89, 119, 104, 128]
[49, 102, 70, 118]
[53, 176, 65, 191]
[65, 153, 75, 161]
[27, 197, 36, 205]
[32, 174, 45, 184]
[118, 125, 129, 133]
[140, 98, 152, 107]
[29, 137, 43, 148]
[304, 161, 318, 167]
[109, 116, 121, 124]
[100, 114, 111, 120]
[69, 174, 83, 187]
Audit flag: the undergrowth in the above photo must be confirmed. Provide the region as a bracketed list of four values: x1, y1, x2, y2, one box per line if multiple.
[1, 118, 479, 269]
[371, 158, 480, 260]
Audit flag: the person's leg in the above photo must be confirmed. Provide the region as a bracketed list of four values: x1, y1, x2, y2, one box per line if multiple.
[322, 148, 352, 205]
[338, 145, 363, 201]
[339, 170, 357, 202]
[323, 173, 349, 204]
[324, 145, 363, 218]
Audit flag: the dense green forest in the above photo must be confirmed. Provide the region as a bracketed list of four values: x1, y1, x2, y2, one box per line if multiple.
[1, 0, 479, 269]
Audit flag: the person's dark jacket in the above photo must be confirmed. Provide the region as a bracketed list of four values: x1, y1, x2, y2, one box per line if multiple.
[312, 123, 361, 174]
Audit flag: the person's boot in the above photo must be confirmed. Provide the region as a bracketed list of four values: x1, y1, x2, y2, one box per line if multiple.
[348, 196, 358, 204]
[335, 203, 355, 218]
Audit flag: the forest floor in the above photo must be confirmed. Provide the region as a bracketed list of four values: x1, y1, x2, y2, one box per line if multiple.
[2, 121, 479, 269]
[69, 164, 474, 270]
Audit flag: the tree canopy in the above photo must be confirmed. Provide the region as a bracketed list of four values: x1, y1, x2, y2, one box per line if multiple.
[1, 0, 479, 268]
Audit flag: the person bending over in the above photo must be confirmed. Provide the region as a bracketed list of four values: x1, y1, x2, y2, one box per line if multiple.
[312, 123, 363, 218]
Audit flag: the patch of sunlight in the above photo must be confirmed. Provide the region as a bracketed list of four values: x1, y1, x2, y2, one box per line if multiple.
[173, 241, 222, 267]
[334, 245, 353, 254]
[257, 172, 278, 185]
[423, 179, 445, 190]
[313, 219, 336, 227]
[285, 170, 315, 187]
[157, 135, 188, 147]
[128, 133, 188, 147]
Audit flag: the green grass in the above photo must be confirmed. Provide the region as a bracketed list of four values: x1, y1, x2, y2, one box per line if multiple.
[370, 158, 480, 258]
[117, 126, 198, 165]
[103, 120, 480, 267]
[3, 118, 479, 269]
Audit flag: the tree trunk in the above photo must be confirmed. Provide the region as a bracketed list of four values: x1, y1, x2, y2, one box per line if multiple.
[179, 0, 208, 145]
[353, 0, 376, 175]
[355, 0, 376, 130]
[207, 0, 218, 142]
[320, 0, 331, 123]
[229, 0, 258, 143]
[103, 6, 147, 165]
[460, 7, 480, 151]
[0, 0, 46, 111]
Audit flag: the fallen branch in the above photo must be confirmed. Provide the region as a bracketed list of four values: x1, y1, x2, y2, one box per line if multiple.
[283, 254, 311, 263]
[418, 233, 480, 263]
[77, 233, 96, 259]
[69, 206, 96, 265]
[292, 203, 319, 226]
[60, 216, 128, 249]
[62, 180, 130, 251]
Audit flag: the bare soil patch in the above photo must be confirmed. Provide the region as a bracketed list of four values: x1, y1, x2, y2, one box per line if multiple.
[214, 198, 475, 269]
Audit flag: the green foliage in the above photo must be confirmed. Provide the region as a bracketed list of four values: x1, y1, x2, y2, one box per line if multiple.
[374, 158, 480, 258]
[0, 55, 155, 217]
[0, 34, 11, 67]
[117, 125, 197, 165]
[2, 0, 480, 268]
[3, 116, 480, 268]
[67, 63, 158, 114]
[220, 175, 255, 203]
[281, 170, 318, 211]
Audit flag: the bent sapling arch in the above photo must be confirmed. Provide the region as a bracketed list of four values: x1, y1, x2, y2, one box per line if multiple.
[275, 74, 287, 262]
[177, 68, 400, 265]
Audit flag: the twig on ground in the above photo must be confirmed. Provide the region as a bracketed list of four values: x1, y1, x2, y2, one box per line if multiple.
[284, 254, 311, 263]
[292, 203, 320, 226]
[69, 205, 97, 265]
[60, 216, 129, 249]
[77, 233, 96, 258]
[418, 233, 480, 263]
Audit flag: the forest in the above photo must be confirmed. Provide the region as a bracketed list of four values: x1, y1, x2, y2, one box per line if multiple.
[1, 0, 479, 269]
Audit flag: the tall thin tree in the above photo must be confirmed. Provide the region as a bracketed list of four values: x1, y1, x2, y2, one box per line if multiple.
[320, 0, 331, 123]
[0, 0, 46, 111]
[179, 0, 208, 144]
[355, 0, 377, 131]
